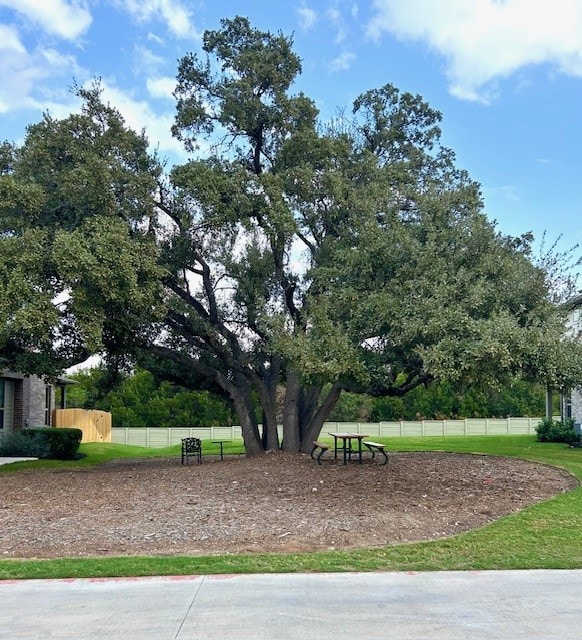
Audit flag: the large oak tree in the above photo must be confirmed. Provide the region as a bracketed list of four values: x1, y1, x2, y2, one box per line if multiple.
[2, 17, 581, 455]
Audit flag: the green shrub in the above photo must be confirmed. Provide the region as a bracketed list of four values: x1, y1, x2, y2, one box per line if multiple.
[535, 418, 581, 445]
[0, 431, 52, 458]
[0, 428, 82, 459]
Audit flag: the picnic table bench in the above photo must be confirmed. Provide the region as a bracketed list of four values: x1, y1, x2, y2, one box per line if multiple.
[363, 441, 389, 466]
[310, 441, 330, 465]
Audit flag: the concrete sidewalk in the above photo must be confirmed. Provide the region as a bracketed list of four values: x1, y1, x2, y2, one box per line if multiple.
[0, 457, 37, 465]
[1, 570, 581, 639]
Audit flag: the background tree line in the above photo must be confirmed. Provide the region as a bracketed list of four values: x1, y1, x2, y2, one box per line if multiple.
[67, 367, 550, 427]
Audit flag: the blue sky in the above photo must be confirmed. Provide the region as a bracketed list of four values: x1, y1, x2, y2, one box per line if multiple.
[1, 0, 582, 254]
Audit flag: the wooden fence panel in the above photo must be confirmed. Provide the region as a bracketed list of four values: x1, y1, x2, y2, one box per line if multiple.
[53, 409, 112, 443]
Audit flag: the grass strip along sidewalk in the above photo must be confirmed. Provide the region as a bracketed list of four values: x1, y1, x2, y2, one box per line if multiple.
[1, 435, 581, 580]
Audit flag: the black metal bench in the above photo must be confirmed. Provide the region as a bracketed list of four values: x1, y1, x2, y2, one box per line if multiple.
[310, 441, 330, 465]
[363, 441, 388, 466]
[181, 437, 202, 465]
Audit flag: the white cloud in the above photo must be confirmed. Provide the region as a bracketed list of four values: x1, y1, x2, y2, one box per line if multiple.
[0, 0, 92, 40]
[0, 24, 25, 54]
[132, 45, 175, 101]
[114, 0, 197, 39]
[40, 48, 84, 75]
[489, 184, 521, 203]
[132, 44, 166, 73]
[146, 76, 176, 99]
[0, 3, 91, 117]
[327, 6, 348, 43]
[147, 31, 165, 46]
[297, 3, 317, 30]
[297, 5, 317, 31]
[329, 50, 357, 72]
[0, 54, 36, 114]
[0, 34, 85, 116]
[367, 0, 582, 103]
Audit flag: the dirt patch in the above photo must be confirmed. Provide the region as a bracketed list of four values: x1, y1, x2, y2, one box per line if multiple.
[0, 451, 576, 559]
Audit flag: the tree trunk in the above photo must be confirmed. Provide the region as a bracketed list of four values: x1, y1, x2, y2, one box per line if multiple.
[231, 373, 262, 456]
[546, 387, 553, 420]
[261, 405, 279, 450]
[299, 385, 322, 441]
[260, 358, 280, 451]
[299, 383, 343, 452]
[281, 370, 301, 452]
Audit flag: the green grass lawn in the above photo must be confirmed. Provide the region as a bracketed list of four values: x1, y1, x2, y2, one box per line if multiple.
[1, 435, 581, 580]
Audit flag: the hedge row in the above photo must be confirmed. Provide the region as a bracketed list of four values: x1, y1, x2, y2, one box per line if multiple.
[0, 428, 82, 460]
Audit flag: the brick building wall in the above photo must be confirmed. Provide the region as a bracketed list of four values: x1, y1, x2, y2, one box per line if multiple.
[22, 375, 51, 427]
[1, 371, 54, 433]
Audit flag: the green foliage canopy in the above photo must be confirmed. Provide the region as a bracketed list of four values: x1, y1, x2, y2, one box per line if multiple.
[0, 85, 165, 376]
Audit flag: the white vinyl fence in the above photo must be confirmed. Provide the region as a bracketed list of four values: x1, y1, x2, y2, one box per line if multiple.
[111, 417, 542, 448]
